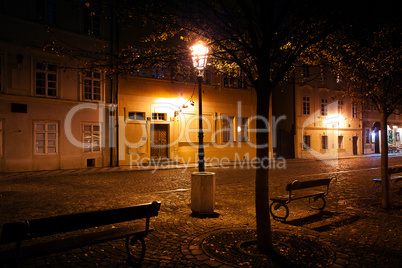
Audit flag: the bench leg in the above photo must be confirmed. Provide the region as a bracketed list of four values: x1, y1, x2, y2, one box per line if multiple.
[308, 196, 326, 210]
[125, 235, 146, 263]
[269, 201, 289, 221]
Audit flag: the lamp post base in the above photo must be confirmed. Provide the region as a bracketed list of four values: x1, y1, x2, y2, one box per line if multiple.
[191, 172, 216, 215]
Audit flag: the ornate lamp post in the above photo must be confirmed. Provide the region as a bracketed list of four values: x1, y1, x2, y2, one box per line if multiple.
[189, 41, 215, 216]
[190, 41, 209, 172]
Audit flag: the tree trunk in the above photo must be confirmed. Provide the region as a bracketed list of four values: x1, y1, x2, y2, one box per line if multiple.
[380, 109, 391, 208]
[255, 79, 273, 253]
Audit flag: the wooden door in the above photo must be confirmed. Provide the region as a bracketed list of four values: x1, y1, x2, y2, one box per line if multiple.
[353, 136, 358, 155]
[151, 124, 168, 158]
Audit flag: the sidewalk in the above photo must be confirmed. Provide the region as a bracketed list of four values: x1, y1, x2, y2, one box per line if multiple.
[0, 156, 401, 267]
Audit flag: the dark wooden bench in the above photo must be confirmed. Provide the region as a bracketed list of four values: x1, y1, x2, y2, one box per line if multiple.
[372, 166, 402, 189]
[270, 177, 335, 221]
[0, 201, 161, 266]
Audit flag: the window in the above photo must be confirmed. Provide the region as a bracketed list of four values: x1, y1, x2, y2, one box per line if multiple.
[83, 71, 102, 101]
[34, 122, 58, 154]
[128, 112, 145, 120]
[222, 116, 234, 142]
[365, 129, 370, 144]
[237, 117, 248, 142]
[303, 135, 311, 150]
[152, 113, 166, 120]
[35, 61, 58, 97]
[321, 98, 328, 116]
[83, 124, 101, 153]
[302, 65, 309, 78]
[338, 136, 344, 149]
[35, 0, 56, 25]
[84, 2, 100, 36]
[338, 100, 343, 114]
[302, 96, 310, 115]
[223, 74, 235, 88]
[352, 104, 358, 118]
[321, 135, 328, 149]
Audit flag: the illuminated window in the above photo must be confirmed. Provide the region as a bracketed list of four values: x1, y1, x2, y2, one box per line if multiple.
[237, 117, 248, 142]
[303, 135, 311, 150]
[152, 113, 166, 120]
[35, 61, 58, 97]
[338, 136, 344, 149]
[128, 112, 145, 120]
[321, 135, 328, 149]
[222, 116, 234, 142]
[302, 96, 310, 115]
[83, 71, 102, 101]
[321, 98, 328, 116]
[34, 122, 58, 154]
[83, 124, 101, 153]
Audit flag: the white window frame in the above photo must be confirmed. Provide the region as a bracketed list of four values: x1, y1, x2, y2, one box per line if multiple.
[321, 98, 328, 116]
[34, 61, 58, 98]
[322, 135, 328, 149]
[34, 121, 58, 155]
[303, 135, 311, 150]
[302, 96, 310, 115]
[128, 112, 145, 121]
[83, 123, 101, 153]
[338, 136, 344, 149]
[222, 116, 234, 143]
[237, 117, 248, 142]
[83, 70, 102, 101]
[152, 113, 166, 121]
[352, 104, 358, 118]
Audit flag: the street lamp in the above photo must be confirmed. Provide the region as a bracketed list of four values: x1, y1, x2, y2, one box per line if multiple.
[190, 41, 209, 172]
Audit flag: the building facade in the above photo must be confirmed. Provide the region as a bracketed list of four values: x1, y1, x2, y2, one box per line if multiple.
[0, 0, 114, 172]
[117, 72, 257, 167]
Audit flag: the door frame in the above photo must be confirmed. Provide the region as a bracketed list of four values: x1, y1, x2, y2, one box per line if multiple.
[150, 123, 169, 158]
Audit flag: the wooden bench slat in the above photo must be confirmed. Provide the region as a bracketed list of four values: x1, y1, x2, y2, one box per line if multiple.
[271, 191, 324, 202]
[0, 201, 161, 265]
[1, 202, 161, 242]
[286, 178, 331, 191]
[0, 226, 152, 262]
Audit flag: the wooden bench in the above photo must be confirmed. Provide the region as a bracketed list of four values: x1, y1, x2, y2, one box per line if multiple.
[270, 177, 335, 221]
[372, 166, 402, 189]
[0, 201, 161, 266]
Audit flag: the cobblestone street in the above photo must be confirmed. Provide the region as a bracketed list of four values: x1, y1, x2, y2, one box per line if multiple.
[0, 155, 401, 267]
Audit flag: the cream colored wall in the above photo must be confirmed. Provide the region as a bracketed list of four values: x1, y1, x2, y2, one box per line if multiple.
[118, 76, 257, 166]
[0, 47, 111, 172]
[295, 83, 363, 159]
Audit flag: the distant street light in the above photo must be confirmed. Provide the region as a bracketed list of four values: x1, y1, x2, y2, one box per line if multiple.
[190, 41, 209, 172]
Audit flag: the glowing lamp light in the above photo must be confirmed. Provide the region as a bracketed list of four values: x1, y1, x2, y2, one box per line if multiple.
[190, 41, 209, 71]
[237, 126, 242, 132]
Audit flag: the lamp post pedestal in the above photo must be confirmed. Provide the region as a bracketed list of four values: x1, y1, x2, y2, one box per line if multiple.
[191, 172, 215, 215]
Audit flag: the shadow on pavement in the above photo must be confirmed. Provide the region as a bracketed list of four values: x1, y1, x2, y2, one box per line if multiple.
[282, 211, 339, 226]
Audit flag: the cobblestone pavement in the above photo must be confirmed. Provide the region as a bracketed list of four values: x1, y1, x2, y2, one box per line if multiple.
[0, 155, 401, 267]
